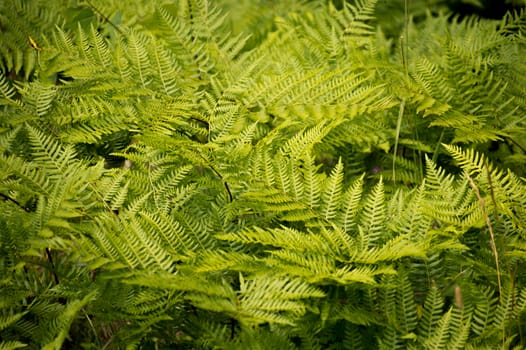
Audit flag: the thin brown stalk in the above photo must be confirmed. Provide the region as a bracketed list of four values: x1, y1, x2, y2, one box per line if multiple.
[465, 172, 502, 302]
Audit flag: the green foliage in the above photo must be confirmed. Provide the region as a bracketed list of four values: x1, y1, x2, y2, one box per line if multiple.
[1, 0, 525, 349]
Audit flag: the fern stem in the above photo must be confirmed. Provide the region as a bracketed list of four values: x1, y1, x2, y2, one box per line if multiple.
[466, 170, 506, 345]
[45, 247, 60, 286]
[403, 0, 410, 76]
[507, 136, 526, 154]
[0, 193, 32, 212]
[412, 117, 424, 182]
[83, 309, 103, 348]
[486, 164, 511, 278]
[431, 130, 445, 164]
[465, 172, 502, 303]
[392, 98, 406, 183]
[84, 0, 124, 35]
[230, 317, 236, 340]
[512, 264, 524, 344]
[197, 153, 233, 202]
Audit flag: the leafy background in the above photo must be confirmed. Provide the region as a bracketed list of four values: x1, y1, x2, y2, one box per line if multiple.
[1, 0, 526, 349]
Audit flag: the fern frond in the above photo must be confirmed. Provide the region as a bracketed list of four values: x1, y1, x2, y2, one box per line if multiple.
[88, 215, 141, 270]
[275, 154, 304, 200]
[41, 291, 98, 350]
[236, 274, 324, 326]
[26, 124, 77, 177]
[154, 5, 213, 78]
[150, 37, 180, 96]
[0, 341, 27, 350]
[281, 122, 334, 160]
[423, 308, 452, 350]
[1, 0, 525, 348]
[396, 272, 419, 336]
[492, 284, 526, 334]
[352, 234, 425, 264]
[321, 158, 344, 220]
[218, 226, 329, 254]
[123, 214, 176, 271]
[341, 0, 377, 39]
[342, 324, 366, 350]
[126, 30, 152, 89]
[447, 307, 471, 350]
[21, 82, 57, 118]
[336, 174, 365, 233]
[302, 154, 323, 209]
[443, 144, 487, 176]
[0, 72, 16, 100]
[359, 178, 385, 248]
[0, 312, 27, 333]
[377, 326, 405, 350]
[418, 286, 444, 341]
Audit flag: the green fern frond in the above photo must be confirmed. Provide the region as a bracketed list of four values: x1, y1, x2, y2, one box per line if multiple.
[377, 326, 405, 350]
[411, 57, 454, 101]
[275, 156, 304, 201]
[419, 156, 482, 228]
[336, 174, 365, 233]
[423, 308, 452, 350]
[387, 185, 429, 239]
[26, 124, 77, 176]
[190, 249, 258, 273]
[342, 324, 366, 350]
[353, 234, 425, 264]
[492, 284, 526, 334]
[83, 25, 113, 69]
[0, 341, 27, 350]
[154, 4, 215, 79]
[444, 144, 489, 176]
[444, 144, 526, 231]
[41, 291, 98, 350]
[418, 286, 444, 341]
[150, 37, 180, 96]
[341, 0, 378, 39]
[385, 272, 418, 339]
[382, 154, 422, 185]
[21, 82, 57, 118]
[100, 169, 129, 211]
[468, 285, 497, 337]
[0, 313, 27, 333]
[218, 226, 328, 254]
[122, 214, 176, 271]
[126, 30, 151, 89]
[447, 307, 471, 350]
[359, 178, 385, 248]
[236, 274, 324, 326]
[302, 154, 324, 209]
[136, 210, 196, 254]
[321, 158, 344, 220]
[1, 0, 525, 348]
[0, 72, 16, 100]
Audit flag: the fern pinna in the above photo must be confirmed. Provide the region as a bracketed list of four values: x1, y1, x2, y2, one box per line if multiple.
[1, 0, 526, 349]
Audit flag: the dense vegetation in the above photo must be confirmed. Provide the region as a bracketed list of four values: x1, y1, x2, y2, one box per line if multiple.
[1, 0, 526, 348]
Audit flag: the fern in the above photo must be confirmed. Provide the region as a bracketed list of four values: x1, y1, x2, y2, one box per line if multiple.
[1, 0, 526, 348]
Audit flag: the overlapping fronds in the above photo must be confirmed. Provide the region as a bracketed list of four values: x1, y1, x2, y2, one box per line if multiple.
[1, 0, 526, 349]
